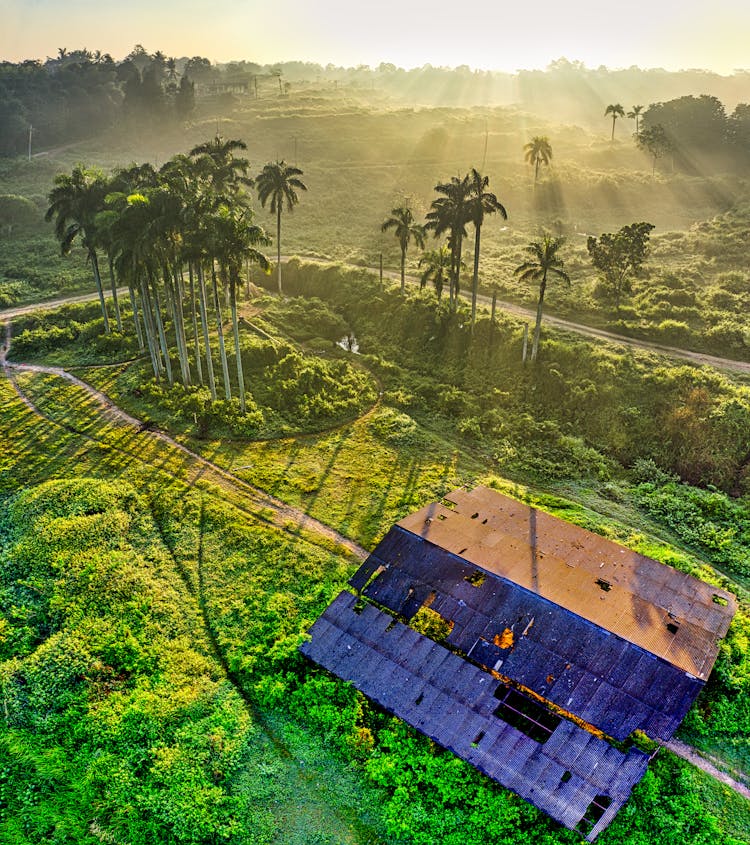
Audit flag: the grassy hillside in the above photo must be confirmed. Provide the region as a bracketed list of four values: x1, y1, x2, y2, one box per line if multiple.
[1, 86, 749, 843]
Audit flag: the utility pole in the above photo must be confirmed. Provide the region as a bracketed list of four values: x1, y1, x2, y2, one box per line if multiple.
[28, 125, 33, 161]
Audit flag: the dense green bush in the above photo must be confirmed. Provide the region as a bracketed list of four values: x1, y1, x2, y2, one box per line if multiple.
[633, 479, 750, 578]
[0, 479, 255, 844]
[260, 296, 349, 343]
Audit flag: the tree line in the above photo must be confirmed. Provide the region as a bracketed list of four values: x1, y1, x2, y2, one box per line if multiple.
[45, 137, 305, 413]
[0, 47, 200, 156]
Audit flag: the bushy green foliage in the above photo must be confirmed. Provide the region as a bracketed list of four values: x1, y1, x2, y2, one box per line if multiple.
[260, 296, 349, 343]
[0, 195, 40, 235]
[633, 479, 750, 578]
[138, 380, 266, 437]
[10, 301, 138, 363]
[0, 233, 91, 305]
[112, 336, 376, 439]
[0, 478, 256, 844]
[366, 406, 420, 447]
[274, 261, 750, 491]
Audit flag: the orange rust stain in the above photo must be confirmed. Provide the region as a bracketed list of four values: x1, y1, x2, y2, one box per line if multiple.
[494, 628, 515, 649]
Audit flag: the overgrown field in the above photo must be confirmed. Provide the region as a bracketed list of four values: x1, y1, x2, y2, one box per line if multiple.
[2, 93, 750, 362]
[1, 258, 749, 842]
[1, 89, 750, 843]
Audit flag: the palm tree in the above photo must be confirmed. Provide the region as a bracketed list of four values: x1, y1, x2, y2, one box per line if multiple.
[46, 166, 111, 333]
[418, 244, 451, 300]
[605, 104, 625, 141]
[93, 184, 124, 332]
[425, 174, 471, 311]
[190, 136, 255, 395]
[514, 234, 570, 363]
[381, 205, 425, 294]
[211, 205, 270, 412]
[466, 168, 507, 325]
[107, 162, 158, 354]
[256, 160, 307, 294]
[190, 136, 253, 199]
[524, 137, 553, 184]
[628, 105, 644, 136]
[106, 191, 167, 381]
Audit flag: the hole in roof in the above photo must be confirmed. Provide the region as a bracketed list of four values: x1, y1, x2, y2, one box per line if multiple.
[411, 606, 453, 642]
[666, 622, 679, 634]
[712, 594, 728, 606]
[576, 795, 612, 836]
[481, 518, 488, 524]
[472, 730, 485, 746]
[464, 570, 486, 588]
[471, 512, 479, 519]
[353, 599, 365, 615]
[493, 685, 561, 744]
[494, 628, 515, 650]
[385, 617, 398, 633]
[415, 692, 424, 706]
[595, 578, 612, 592]
[560, 770, 572, 784]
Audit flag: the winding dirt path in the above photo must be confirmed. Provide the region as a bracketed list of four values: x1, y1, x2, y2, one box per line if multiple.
[330, 257, 750, 375]
[0, 321, 367, 563]
[665, 739, 750, 800]
[4, 268, 750, 375]
[1, 319, 749, 806]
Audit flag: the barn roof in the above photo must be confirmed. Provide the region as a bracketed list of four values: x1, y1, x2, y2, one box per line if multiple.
[352, 525, 704, 741]
[300, 487, 736, 839]
[397, 486, 736, 680]
[301, 591, 649, 841]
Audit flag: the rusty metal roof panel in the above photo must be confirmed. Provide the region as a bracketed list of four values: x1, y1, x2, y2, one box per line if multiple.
[301, 590, 649, 841]
[398, 487, 736, 679]
[358, 525, 705, 741]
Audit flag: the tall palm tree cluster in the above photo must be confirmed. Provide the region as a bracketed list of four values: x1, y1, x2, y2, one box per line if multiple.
[381, 169, 572, 363]
[382, 168, 507, 325]
[46, 137, 305, 413]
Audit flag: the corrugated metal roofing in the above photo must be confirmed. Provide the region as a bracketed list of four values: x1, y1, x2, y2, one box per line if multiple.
[397, 486, 736, 679]
[299, 487, 736, 839]
[360, 525, 702, 741]
[301, 591, 649, 841]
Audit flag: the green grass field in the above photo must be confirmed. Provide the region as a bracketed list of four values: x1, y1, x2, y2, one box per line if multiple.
[1, 89, 749, 844]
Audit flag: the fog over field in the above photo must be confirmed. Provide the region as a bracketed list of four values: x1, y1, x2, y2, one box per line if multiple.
[0, 7, 749, 845]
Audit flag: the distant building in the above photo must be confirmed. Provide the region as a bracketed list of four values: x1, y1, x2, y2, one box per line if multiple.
[300, 486, 736, 840]
[195, 75, 250, 97]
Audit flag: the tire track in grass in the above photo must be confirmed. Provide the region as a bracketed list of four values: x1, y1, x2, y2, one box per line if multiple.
[4, 323, 749, 807]
[2, 326, 383, 844]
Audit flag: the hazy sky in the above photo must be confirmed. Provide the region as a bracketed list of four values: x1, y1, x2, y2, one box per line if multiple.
[1, 0, 748, 74]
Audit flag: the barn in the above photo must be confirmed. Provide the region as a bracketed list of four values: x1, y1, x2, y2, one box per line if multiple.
[300, 486, 736, 839]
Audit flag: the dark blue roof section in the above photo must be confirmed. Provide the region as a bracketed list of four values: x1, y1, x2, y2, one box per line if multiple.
[301, 591, 649, 841]
[357, 527, 702, 741]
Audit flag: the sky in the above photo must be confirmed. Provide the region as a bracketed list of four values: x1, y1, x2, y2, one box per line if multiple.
[1, 0, 749, 74]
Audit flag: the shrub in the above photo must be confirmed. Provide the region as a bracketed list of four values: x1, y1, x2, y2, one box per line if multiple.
[367, 407, 420, 447]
